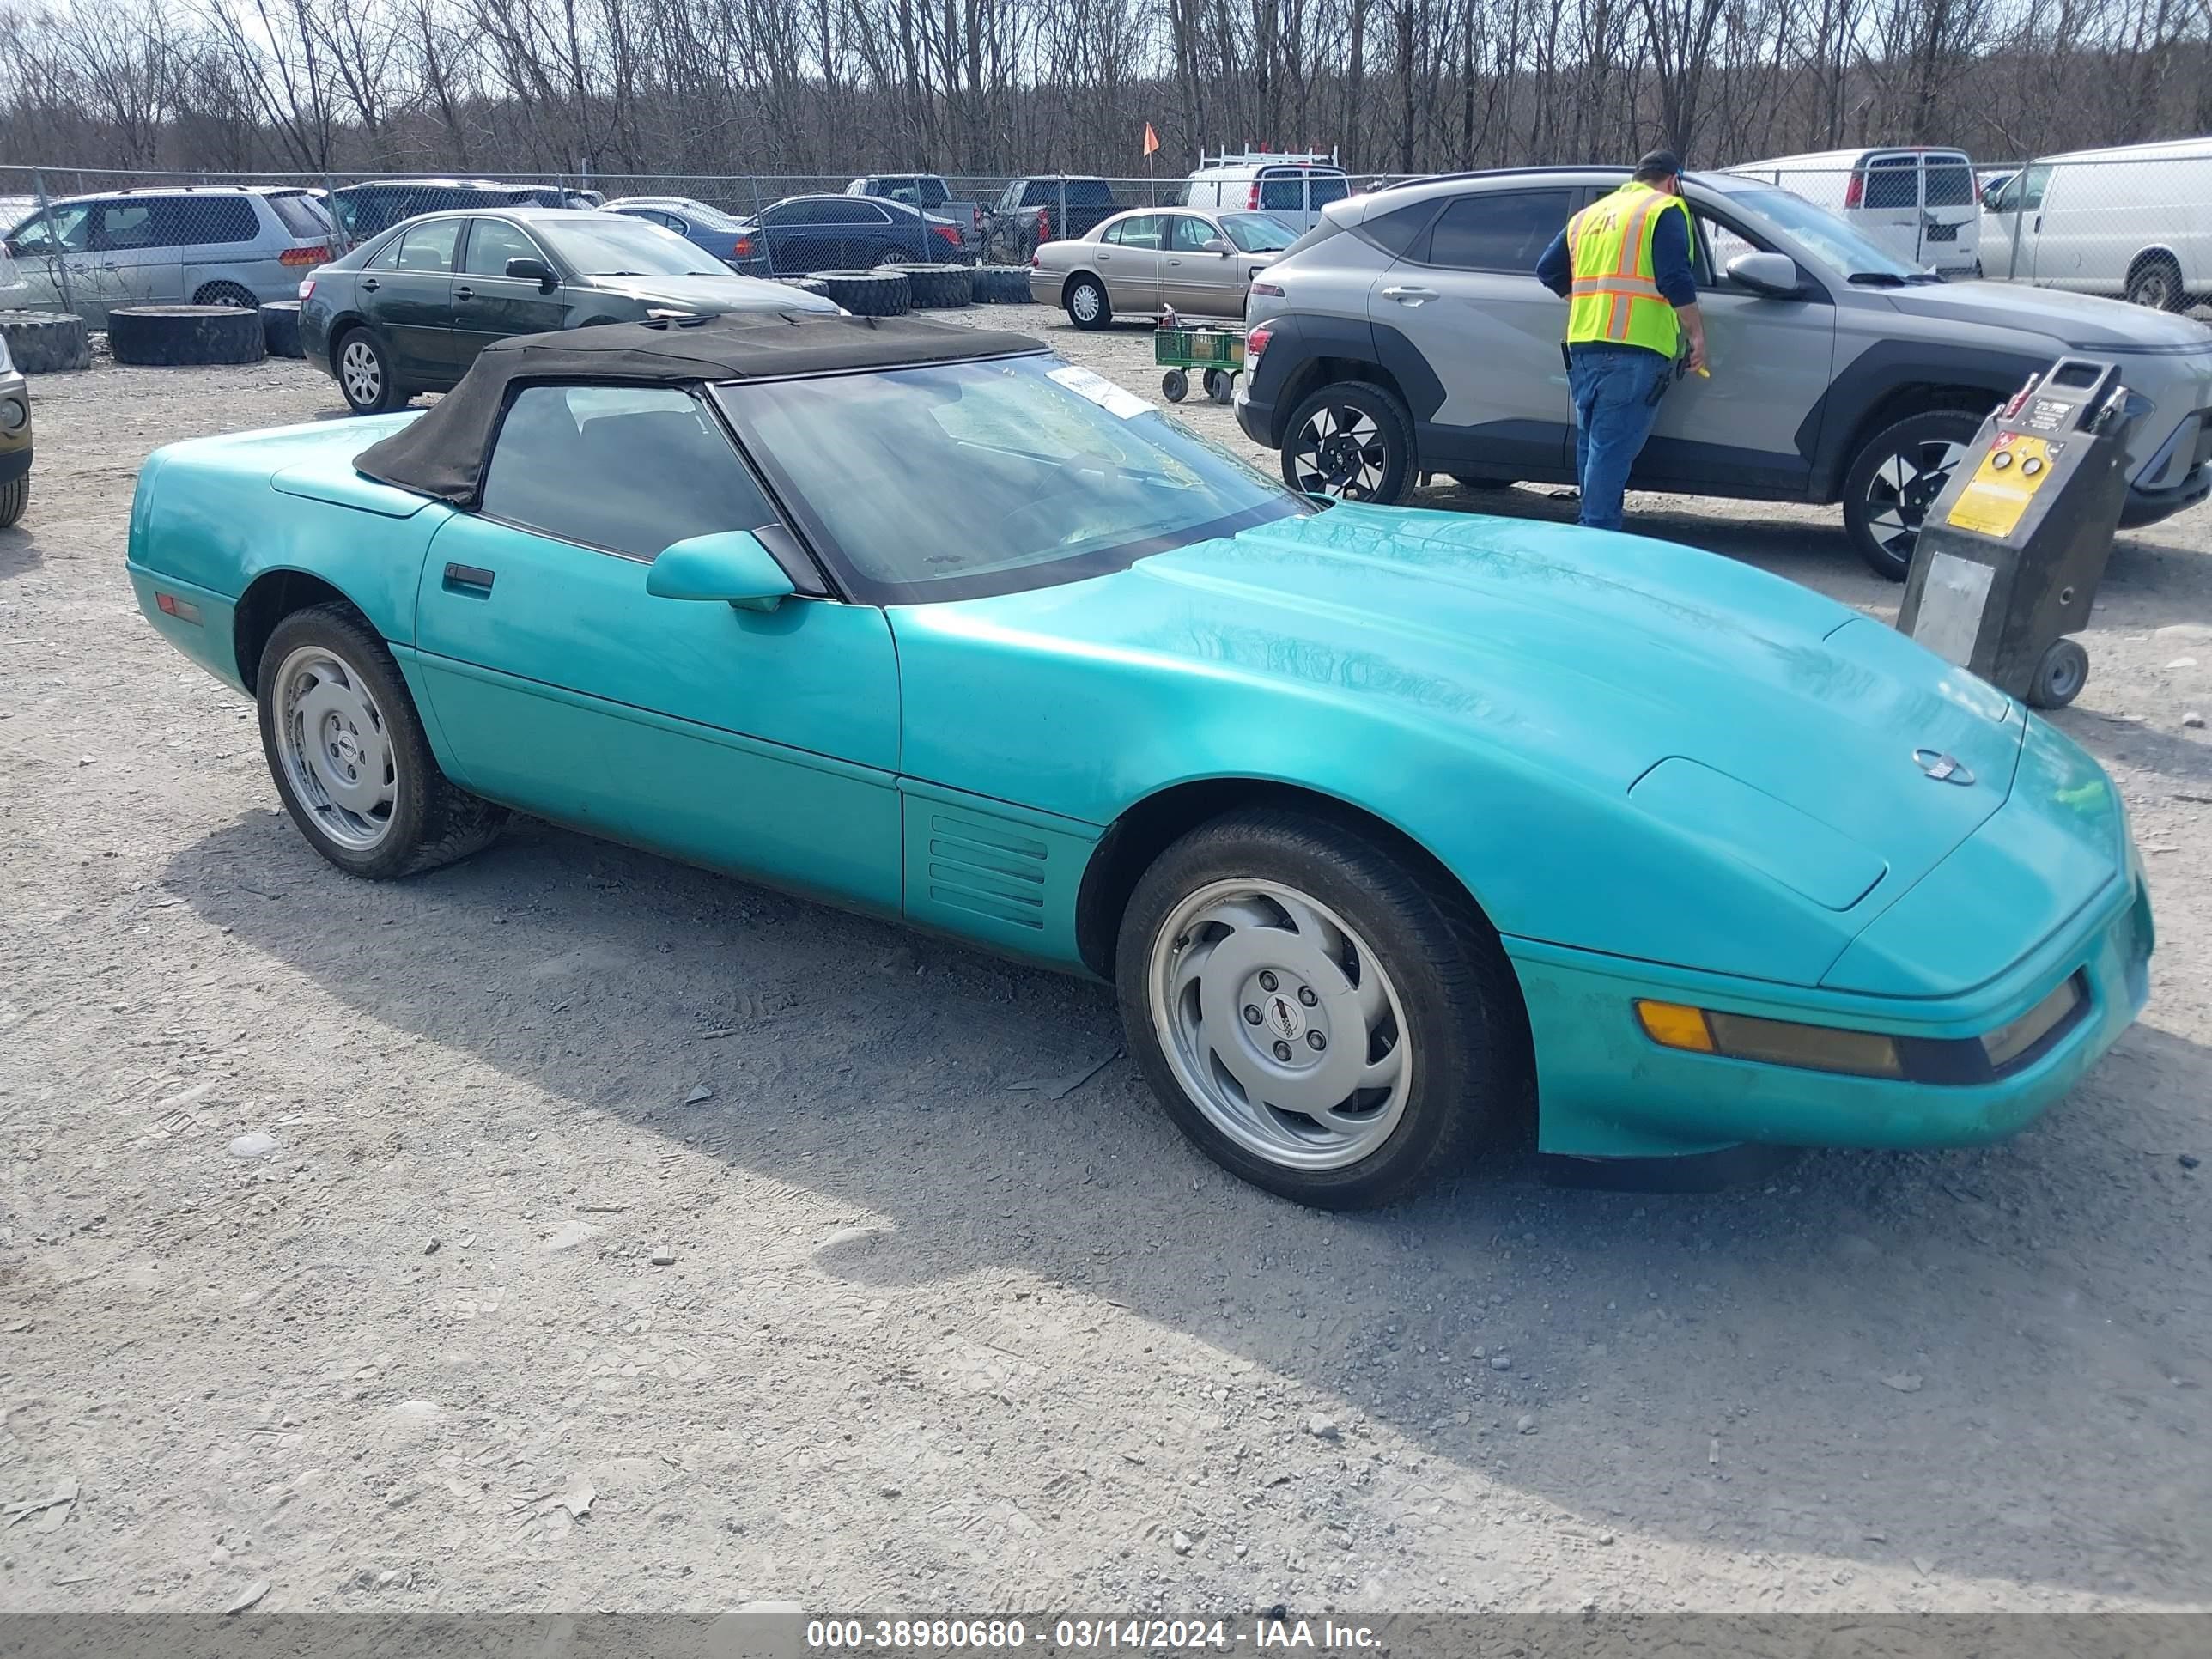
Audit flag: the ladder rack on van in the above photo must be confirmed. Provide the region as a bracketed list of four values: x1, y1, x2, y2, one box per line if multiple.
[1200, 149, 1340, 169]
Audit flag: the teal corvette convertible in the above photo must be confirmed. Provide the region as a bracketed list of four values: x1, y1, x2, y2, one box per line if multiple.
[125, 313, 2153, 1207]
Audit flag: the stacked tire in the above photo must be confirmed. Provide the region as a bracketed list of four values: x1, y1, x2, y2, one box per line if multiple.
[108, 305, 265, 367]
[808, 270, 910, 318]
[0, 310, 91, 373]
[971, 266, 1034, 305]
[775, 276, 832, 301]
[260, 301, 305, 359]
[891, 264, 974, 309]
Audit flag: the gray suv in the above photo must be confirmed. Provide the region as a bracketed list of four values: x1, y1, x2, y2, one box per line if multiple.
[1238, 167, 2212, 577]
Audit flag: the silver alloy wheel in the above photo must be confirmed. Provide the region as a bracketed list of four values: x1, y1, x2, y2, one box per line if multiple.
[2129, 262, 2179, 310]
[340, 338, 381, 407]
[1863, 438, 1966, 562]
[273, 644, 398, 851]
[1069, 282, 1103, 324]
[1290, 404, 1388, 499]
[1148, 878, 1413, 1171]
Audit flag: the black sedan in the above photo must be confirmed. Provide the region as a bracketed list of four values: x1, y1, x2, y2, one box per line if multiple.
[299, 209, 836, 415]
[735, 193, 969, 276]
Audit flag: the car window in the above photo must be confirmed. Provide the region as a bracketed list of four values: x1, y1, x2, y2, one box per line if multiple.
[94, 202, 161, 250]
[1106, 214, 1164, 250]
[266, 191, 334, 239]
[154, 197, 258, 246]
[1309, 176, 1350, 210]
[2006, 164, 2053, 212]
[15, 204, 94, 255]
[1421, 188, 1573, 272]
[1220, 212, 1297, 252]
[462, 218, 542, 276]
[386, 220, 462, 274]
[1729, 186, 1921, 278]
[1923, 161, 1974, 208]
[720, 353, 1303, 605]
[1259, 173, 1304, 211]
[540, 216, 720, 275]
[1170, 216, 1215, 252]
[1347, 198, 1439, 258]
[1689, 210, 1774, 287]
[1861, 160, 1917, 210]
[483, 386, 779, 560]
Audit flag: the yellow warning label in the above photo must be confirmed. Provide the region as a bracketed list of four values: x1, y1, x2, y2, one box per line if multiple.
[1945, 433, 2057, 539]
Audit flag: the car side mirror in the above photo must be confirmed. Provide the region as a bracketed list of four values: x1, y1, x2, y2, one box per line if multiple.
[505, 256, 556, 293]
[1727, 252, 1803, 298]
[646, 529, 796, 612]
[1202, 237, 1235, 256]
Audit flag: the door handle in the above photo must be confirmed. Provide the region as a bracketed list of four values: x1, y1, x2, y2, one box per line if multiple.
[454, 285, 473, 300]
[2033, 214, 2043, 233]
[442, 562, 495, 595]
[1097, 252, 1112, 261]
[1382, 285, 1437, 305]
[362, 277, 380, 291]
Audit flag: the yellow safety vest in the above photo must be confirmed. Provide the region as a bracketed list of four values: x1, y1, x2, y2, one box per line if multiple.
[1564, 181, 1689, 356]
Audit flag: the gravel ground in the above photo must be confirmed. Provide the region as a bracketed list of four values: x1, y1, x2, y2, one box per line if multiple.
[2, 306, 2209, 1619]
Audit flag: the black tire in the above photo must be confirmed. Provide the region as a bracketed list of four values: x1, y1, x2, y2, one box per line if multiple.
[1162, 368, 1188, 402]
[808, 270, 910, 317]
[256, 603, 506, 880]
[0, 474, 26, 529]
[2125, 254, 2185, 313]
[334, 326, 405, 415]
[892, 263, 974, 308]
[106, 305, 266, 367]
[1280, 380, 1414, 504]
[2029, 637, 2090, 709]
[973, 265, 1034, 304]
[0, 309, 91, 373]
[1065, 273, 1111, 330]
[1115, 806, 1528, 1210]
[260, 301, 304, 359]
[1204, 368, 1232, 404]
[775, 276, 831, 299]
[1841, 408, 1984, 581]
[191, 280, 261, 310]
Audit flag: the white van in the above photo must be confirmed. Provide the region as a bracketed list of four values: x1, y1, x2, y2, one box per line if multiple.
[1726, 147, 1981, 275]
[1983, 137, 2212, 311]
[1183, 151, 1350, 233]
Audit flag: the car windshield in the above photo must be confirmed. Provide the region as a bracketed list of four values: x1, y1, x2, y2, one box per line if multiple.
[719, 353, 1308, 603]
[1219, 212, 1297, 252]
[1727, 185, 1928, 281]
[540, 216, 724, 276]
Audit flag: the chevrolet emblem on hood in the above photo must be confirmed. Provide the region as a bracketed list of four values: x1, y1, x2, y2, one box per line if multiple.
[1914, 748, 1975, 786]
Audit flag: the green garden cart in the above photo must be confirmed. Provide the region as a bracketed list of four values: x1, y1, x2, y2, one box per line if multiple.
[1154, 322, 1246, 404]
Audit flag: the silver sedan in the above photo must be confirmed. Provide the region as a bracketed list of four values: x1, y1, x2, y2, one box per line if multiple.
[1030, 207, 1297, 329]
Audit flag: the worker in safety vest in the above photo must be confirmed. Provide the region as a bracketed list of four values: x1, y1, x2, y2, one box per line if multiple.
[1533, 150, 1707, 533]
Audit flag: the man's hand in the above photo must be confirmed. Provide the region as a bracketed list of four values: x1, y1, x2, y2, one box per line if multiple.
[1684, 334, 1708, 374]
[1675, 301, 1708, 374]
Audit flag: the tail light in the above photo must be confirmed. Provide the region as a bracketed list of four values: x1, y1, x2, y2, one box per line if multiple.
[1247, 324, 1273, 365]
[1247, 183, 1261, 209]
[733, 235, 755, 258]
[1037, 209, 1051, 242]
[1843, 171, 1863, 209]
[296, 276, 316, 301]
[1250, 281, 1285, 298]
[280, 244, 330, 267]
[1029, 250, 1041, 268]
[933, 224, 962, 248]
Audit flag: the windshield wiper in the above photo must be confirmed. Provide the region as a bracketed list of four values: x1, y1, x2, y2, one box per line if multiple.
[1846, 270, 1907, 286]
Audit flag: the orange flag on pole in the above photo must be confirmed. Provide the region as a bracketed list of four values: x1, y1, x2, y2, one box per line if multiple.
[1142, 123, 1161, 157]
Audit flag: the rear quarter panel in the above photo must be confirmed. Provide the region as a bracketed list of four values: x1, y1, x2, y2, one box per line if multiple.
[127, 422, 445, 689]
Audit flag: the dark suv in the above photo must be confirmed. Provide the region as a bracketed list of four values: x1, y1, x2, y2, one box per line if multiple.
[1239, 167, 2212, 577]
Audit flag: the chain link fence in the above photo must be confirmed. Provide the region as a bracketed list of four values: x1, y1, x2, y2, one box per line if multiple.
[2, 151, 2209, 328]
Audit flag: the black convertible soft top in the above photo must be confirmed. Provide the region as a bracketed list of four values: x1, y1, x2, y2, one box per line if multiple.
[354, 310, 1047, 507]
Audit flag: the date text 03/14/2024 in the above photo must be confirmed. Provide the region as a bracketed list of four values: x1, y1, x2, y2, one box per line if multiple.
[804, 1617, 1383, 1650]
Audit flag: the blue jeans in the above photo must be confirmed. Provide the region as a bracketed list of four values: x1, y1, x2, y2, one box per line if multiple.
[1569, 344, 1669, 532]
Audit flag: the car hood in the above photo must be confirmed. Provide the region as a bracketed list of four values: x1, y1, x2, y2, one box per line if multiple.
[898, 504, 2029, 976]
[574, 272, 840, 313]
[1880, 277, 2212, 350]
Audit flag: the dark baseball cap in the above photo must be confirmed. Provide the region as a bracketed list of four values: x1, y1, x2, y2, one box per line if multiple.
[1635, 149, 1684, 180]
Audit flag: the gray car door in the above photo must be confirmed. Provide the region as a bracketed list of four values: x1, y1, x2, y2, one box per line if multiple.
[1370, 185, 1579, 481]
[1099, 213, 1168, 312]
[1638, 199, 1838, 495]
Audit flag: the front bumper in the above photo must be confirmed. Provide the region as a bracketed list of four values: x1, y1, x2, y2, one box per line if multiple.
[0, 366, 30, 481]
[1510, 866, 2151, 1161]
